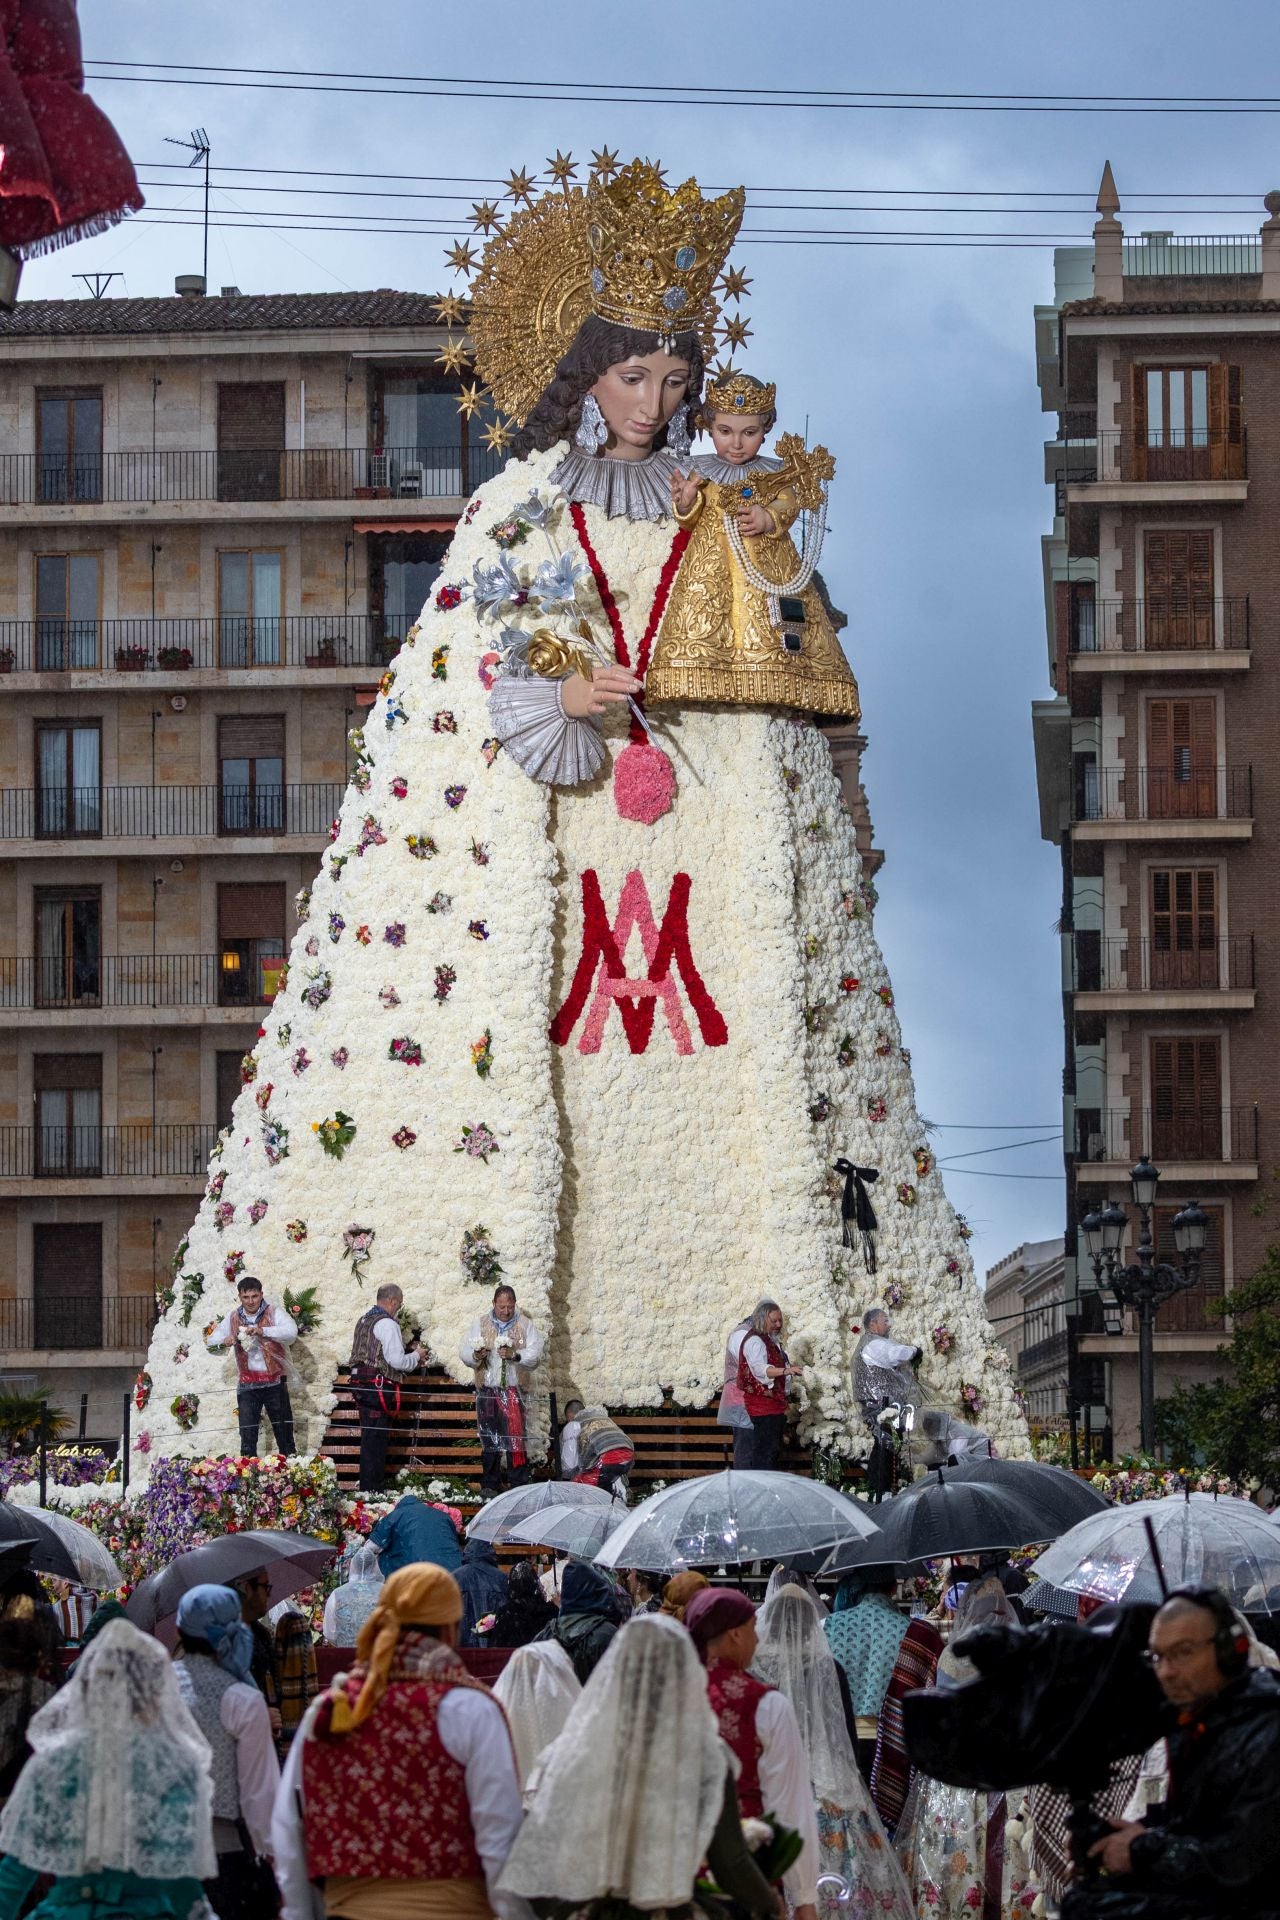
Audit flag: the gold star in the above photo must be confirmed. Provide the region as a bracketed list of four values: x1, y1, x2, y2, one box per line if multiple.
[709, 358, 739, 383]
[721, 314, 753, 349]
[435, 336, 471, 377]
[435, 294, 466, 326]
[641, 156, 669, 188]
[504, 167, 537, 206]
[482, 415, 515, 453]
[590, 146, 621, 183]
[719, 265, 752, 300]
[546, 150, 577, 189]
[470, 199, 501, 233]
[457, 381, 485, 420]
[445, 239, 479, 275]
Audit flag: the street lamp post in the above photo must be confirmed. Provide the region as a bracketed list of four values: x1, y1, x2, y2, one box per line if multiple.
[1080, 1157, 1208, 1455]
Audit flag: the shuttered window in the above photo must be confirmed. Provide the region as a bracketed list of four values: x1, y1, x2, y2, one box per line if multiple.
[217, 884, 286, 1006]
[1146, 698, 1215, 818]
[1152, 1203, 1225, 1335]
[217, 715, 285, 835]
[33, 1052, 102, 1176]
[1143, 532, 1215, 650]
[1150, 1035, 1222, 1159]
[1150, 869, 1218, 988]
[216, 1050, 242, 1131]
[33, 1223, 103, 1348]
[216, 382, 285, 502]
[1128, 365, 1243, 479]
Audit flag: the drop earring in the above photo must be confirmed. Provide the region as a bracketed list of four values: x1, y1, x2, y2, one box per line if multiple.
[575, 392, 609, 452]
[666, 403, 692, 460]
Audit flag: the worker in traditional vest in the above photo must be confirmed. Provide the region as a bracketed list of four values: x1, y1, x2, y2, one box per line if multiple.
[570, 1406, 635, 1495]
[171, 1583, 280, 1917]
[272, 1564, 526, 1920]
[461, 1283, 545, 1495]
[348, 1282, 424, 1492]
[206, 1273, 298, 1458]
[684, 1586, 821, 1920]
[735, 1299, 804, 1471]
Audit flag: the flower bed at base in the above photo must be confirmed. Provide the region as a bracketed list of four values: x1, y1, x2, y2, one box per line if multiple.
[10, 1452, 474, 1596]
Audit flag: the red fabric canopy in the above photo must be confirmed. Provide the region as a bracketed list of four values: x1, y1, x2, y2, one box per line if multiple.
[0, 0, 142, 255]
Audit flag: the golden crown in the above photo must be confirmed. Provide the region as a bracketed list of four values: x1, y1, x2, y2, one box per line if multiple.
[701, 371, 777, 419]
[585, 161, 744, 341]
[440, 151, 752, 436]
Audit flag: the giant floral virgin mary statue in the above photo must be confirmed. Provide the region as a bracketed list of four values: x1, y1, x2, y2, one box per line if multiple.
[140, 157, 1027, 1466]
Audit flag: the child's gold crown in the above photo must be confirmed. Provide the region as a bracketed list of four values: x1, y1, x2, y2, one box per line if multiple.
[702, 371, 776, 418]
[585, 161, 744, 341]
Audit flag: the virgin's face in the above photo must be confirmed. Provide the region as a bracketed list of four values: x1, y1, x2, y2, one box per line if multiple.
[590, 350, 691, 459]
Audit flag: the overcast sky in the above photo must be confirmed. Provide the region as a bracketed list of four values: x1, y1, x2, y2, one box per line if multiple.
[27, 0, 1280, 1280]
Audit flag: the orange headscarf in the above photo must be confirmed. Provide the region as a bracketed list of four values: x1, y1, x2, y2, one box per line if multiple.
[329, 1563, 463, 1734]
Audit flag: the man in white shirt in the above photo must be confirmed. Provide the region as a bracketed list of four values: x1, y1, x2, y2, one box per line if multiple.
[271, 1564, 528, 1920]
[206, 1274, 298, 1457]
[461, 1284, 545, 1494]
[685, 1585, 820, 1920]
[348, 1283, 424, 1491]
[852, 1307, 922, 1501]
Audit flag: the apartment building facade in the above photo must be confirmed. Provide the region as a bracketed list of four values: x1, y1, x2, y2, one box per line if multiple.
[0, 285, 501, 1430]
[1033, 173, 1279, 1450]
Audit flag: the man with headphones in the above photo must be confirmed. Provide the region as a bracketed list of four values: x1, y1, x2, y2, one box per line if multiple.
[1082, 1585, 1280, 1914]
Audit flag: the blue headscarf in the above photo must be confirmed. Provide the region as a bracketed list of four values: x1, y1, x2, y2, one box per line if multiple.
[176, 1582, 255, 1683]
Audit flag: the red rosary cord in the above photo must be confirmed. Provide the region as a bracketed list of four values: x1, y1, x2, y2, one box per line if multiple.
[569, 500, 690, 683]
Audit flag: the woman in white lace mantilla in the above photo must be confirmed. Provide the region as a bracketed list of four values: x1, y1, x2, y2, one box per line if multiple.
[0, 1617, 217, 1920]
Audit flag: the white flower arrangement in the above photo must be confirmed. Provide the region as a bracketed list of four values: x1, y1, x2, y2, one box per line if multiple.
[136, 444, 1027, 1468]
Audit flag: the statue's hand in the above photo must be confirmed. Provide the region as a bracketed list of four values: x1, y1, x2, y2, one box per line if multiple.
[561, 666, 640, 719]
[670, 469, 702, 515]
[736, 503, 776, 537]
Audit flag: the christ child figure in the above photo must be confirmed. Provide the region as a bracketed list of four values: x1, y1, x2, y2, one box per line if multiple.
[668, 370, 795, 537]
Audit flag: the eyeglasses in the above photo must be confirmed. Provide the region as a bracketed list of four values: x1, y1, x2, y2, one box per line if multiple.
[1142, 1637, 1217, 1668]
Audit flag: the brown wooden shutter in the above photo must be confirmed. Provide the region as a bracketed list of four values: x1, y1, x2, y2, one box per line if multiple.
[1128, 364, 1147, 479]
[217, 882, 285, 940]
[1151, 1035, 1221, 1158]
[33, 1223, 102, 1302]
[217, 383, 285, 451]
[1207, 364, 1244, 479]
[217, 714, 285, 760]
[33, 1051, 102, 1090]
[1153, 1203, 1224, 1332]
[1151, 869, 1218, 988]
[1144, 534, 1215, 650]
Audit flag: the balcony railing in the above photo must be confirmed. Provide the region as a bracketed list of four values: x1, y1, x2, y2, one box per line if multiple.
[0, 953, 282, 1010]
[0, 614, 405, 674]
[0, 1293, 158, 1351]
[1079, 1107, 1258, 1164]
[1063, 431, 1247, 485]
[1073, 766, 1253, 824]
[0, 443, 504, 507]
[1019, 1329, 1069, 1375]
[0, 782, 344, 840]
[1122, 234, 1261, 282]
[1070, 933, 1255, 993]
[1069, 597, 1251, 654]
[0, 1124, 217, 1178]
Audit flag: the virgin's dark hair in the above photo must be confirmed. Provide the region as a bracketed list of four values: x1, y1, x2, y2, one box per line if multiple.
[514, 313, 705, 457]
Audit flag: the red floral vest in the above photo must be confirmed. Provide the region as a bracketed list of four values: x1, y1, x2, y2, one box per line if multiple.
[737, 1333, 787, 1418]
[231, 1304, 289, 1385]
[706, 1658, 772, 1818]
[302, 1669, 486, 1881]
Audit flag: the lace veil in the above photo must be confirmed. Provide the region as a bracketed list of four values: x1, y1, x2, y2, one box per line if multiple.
[753, 1582, 862, 1805]
[491, 1639, 582, 1788]
[0, 1618, 216, 1881]
[499, 1612, 729, 1909]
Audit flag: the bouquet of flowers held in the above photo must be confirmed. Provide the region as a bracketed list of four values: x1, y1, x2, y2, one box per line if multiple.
[698, 1815, 803, 1901]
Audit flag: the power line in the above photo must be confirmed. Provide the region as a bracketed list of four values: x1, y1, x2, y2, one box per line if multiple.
[119, 216, 1083, 249]
[937, 1135, 1062, 1164]
[82, 62, 1280, 113]
[941, 1168, 1065, 1181]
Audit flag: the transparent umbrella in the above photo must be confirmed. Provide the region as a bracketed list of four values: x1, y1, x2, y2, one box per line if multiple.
[467, 1480, 618, 1544]
[0, 1503, 122, 1588]
[1031, 1493, 1280, 1611]
[593, 1470, 882, 1574]
[504, 1501, 629, 1559]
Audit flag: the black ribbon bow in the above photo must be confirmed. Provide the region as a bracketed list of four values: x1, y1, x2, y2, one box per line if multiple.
[833, 1159, 879, 1271]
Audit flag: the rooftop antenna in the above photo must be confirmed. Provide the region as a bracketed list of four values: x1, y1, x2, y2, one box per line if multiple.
[164, 128, 211, 290]
[73, 272, 122, 299]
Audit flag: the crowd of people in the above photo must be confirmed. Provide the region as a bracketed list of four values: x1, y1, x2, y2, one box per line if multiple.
[3, 1510, 1279, 1920]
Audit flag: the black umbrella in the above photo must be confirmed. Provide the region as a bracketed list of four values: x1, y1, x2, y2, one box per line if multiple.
[823, 1463, 1107, 1574]
[918, 1459, 1113, 1533]
[125, 1528, 336, 1644]
[0, 1501, 88, 1582]
[0, 1539, 34, 1583]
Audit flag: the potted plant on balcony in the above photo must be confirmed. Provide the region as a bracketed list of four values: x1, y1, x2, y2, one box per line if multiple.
[114, 642, 150, 672]
[156, 644, 193, 671]
[305, 636, 339, 668]
[0, 646, 14, 674]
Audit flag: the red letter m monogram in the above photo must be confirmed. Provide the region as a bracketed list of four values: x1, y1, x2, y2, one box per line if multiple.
[550, 868, 729, 1056]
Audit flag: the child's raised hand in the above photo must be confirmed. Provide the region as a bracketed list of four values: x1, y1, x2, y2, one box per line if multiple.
[669, 469, 702, 516]
[736, 502, 776, 537]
